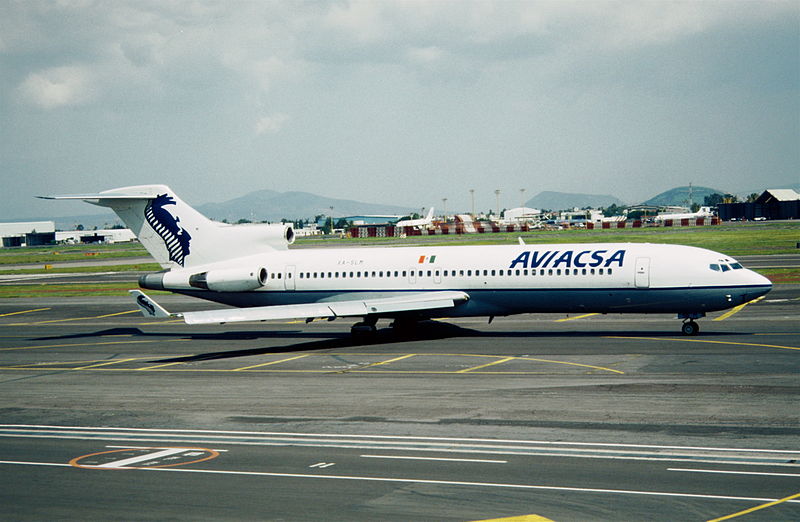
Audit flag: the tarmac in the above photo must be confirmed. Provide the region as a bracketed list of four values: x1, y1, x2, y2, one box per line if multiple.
[0, 282, 798, 520]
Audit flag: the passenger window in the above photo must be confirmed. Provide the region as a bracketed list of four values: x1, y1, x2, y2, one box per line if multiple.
[467, 270, 472, 276]
[556, 269, 561, 276]
[523, 270, 528, 276]
[394, 271, 399, 277]
[499, 270, 504, 276]
[582, 269, 587, 275]
[402, 271, 407, 277]
[435, 270, 440, 277]
[548, 269, 553, 275]
[608, 268, 613, 275]
[599, 269, 604, 275]
[590, 269, 595, 275]
[427, 270, 432, 277]
[460, 270, 465, 276]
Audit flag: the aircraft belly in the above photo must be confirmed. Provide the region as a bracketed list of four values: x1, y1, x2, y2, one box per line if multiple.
[175, 284, 771, 317]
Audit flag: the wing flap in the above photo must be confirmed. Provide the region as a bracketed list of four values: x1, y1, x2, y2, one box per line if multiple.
[180, 291, 469, 325]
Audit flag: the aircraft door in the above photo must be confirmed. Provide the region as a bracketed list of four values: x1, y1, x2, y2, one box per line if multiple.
[285, 265, 296, 291]
[634, 257, 650, 288]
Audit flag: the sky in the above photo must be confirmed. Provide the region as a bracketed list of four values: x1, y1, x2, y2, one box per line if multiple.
[1, 0, 798, 219]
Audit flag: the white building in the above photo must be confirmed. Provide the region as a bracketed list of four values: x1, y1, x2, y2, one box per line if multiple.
[0, 221, 56, 247]
[55, 229, 137, 244]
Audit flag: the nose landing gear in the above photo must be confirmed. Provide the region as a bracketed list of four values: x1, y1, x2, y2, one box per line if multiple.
[681, 320, 700, 336]
[678, 312, 704, 336]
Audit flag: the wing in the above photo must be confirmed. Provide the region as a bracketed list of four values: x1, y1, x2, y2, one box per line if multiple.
[129, 290, 469, 325]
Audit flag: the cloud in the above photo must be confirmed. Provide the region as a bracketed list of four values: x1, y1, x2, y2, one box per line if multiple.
[17, 65, 95, 109]
[255, 113, 289, 135]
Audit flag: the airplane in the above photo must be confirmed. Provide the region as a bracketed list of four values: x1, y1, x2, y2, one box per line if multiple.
[41, 185, 772, 336]
[654, 206, 715, 223]
[394, 207, 435, 229]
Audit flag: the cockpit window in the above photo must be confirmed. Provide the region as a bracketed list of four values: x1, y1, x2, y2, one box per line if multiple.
[709, 264, 720, 271]
[720, 264, 731, 272]
[730, 263, 743, 270]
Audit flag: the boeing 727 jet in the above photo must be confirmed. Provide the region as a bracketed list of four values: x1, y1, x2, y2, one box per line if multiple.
[42, 185, 772, 336]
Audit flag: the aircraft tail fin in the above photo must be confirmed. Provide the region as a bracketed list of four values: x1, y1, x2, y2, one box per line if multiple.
[41, 185, 293, 268]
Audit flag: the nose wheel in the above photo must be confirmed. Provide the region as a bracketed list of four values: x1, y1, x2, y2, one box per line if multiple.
[681, 320, 700, 336]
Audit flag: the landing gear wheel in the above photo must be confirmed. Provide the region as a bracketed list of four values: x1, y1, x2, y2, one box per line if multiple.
[351, 318, 378, 337]
[681, 320, 700, 336]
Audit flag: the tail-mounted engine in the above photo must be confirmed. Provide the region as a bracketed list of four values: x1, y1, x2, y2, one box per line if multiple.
[140, 267, 269, 292]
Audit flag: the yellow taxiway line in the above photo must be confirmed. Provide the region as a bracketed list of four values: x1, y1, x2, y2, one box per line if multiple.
[555, 313, 599, 322]
[707, 491, 800, 521]
[713, 296, 765, 321]
[0, 308, 51, 318]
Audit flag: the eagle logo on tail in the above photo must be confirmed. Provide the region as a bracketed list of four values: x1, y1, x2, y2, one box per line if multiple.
[144, 194, 192, 266]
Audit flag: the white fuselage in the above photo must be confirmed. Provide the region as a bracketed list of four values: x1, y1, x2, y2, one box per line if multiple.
[142, 242, 772, 319]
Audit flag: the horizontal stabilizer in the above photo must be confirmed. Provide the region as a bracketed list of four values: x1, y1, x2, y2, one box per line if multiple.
[181, 291, 470, 325]
[130, 290, 172, 318]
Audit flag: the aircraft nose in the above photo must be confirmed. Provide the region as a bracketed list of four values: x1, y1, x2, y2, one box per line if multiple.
[745, 269, 772, 297]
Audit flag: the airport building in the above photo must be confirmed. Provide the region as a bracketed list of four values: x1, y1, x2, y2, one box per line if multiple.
[718, 189, 800, 221]
[0, 221, 56, 248]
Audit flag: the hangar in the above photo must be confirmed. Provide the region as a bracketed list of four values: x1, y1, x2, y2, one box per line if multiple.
[0, 221, 56, 248]
[718, 189, 800, 221]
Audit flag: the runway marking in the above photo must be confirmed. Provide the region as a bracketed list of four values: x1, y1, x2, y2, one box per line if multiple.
[605, 336, 800, 352]
[358, 353, 417, 368]
[361, 455, 507, 464]
[74, 358, 140, 370]
[473, 515, 553, 522]
[0, 338, 191, 352]
[136, 361, 186, 371]
[232, 354, 310, 371]
[69, 447, 219, 470]
[669, 468, 800, 478]
[707, 491, 800, 521]
[713, 296, 765, 321]
[0, 308, 51, 317]
[17, 309, 139, 325]
[555, 313, 599, 322]
[0, 352, 623, 375]
[309, 462, 335, 468]
[2, 459, 798, 506]
[458, 357, 514, 373]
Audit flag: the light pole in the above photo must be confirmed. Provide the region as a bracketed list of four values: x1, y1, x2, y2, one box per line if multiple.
[442, 198, 448, 221]
[520, 188, 526, 208]
[469, 189, 475, 217]
[494, 189, 501, 218]
[329, 206, 334, 234]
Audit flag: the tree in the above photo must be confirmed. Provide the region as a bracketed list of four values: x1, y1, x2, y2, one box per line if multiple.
[746, 193, 759, 203]
[703, 193, 725, 207]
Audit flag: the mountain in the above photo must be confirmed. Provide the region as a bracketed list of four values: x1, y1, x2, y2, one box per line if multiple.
[196, 190, 416, 222]
[642, 186, 726, 207]
[525, 191, 625, 211]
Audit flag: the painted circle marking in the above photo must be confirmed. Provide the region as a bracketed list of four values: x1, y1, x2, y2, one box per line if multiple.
[69, 446, 219, 470]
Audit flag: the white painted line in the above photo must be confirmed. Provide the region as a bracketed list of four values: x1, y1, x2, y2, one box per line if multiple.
[105, 445, 228, 452]
[668, 468, 800, 478]
[361, 454, 507, 464]
[3, 424, 796, 454]
[3, 459, 799, 505]
[97, 448, 188, 468]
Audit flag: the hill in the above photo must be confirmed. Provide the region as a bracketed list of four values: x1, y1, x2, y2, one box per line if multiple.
[196, 190, 415, 222]
[525, 191, 625, 211]
[642, 186, 726, 207]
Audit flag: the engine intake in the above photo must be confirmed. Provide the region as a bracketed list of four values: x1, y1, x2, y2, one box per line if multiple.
[189, 267, 268, 292]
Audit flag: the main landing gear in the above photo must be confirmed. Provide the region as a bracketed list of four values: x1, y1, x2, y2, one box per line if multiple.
[350, 316, 378, 337]
[678, 313, 704, 336]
